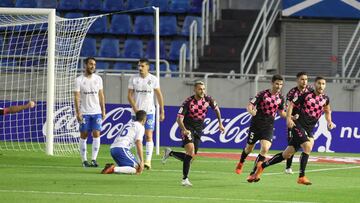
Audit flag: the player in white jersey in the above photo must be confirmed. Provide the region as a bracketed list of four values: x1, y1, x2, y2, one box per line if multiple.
[127, 58, 165, 170]
[74, 57, 106, 168]
[101, 110, 147, 175]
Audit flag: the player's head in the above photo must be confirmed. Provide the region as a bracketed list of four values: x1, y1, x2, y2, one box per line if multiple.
[135, 110, 147, 125]
[314, 76, 326, 94]
[194, 80, 206, 99]
[271, 74, 284, 93]
[138, 58, 150, 76]
[84, 57, 96, 75]
[296, 72, 308, 89]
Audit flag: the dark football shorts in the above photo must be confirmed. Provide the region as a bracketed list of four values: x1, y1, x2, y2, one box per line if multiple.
[288, 125, 313, 149]
[247, 124, 274, 145]
[182, 128, 202, 154]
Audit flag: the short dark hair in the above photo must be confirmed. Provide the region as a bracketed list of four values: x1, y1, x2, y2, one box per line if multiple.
[84, 57, 96, 64]
[138, 58, 150, 66]
[296, 72, 307, 78]
[194, 80, 205, 87]
[272, 74, 283, 82]
[315, 76, 326, 82]
[135, 110, 147, 122]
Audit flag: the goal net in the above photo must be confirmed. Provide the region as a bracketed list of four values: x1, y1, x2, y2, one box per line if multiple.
[0, 8, 98, 156]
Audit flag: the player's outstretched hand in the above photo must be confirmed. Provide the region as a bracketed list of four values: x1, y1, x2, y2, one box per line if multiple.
[218, 123, 225, 134]
[27, 101, 36, 108]
[327, 122, 336, 131]
[292, 114, 299, 120]
[136, 162, 144, 175]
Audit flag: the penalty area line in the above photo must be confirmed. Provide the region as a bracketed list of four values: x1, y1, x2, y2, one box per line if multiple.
[0, 189, 319, 203]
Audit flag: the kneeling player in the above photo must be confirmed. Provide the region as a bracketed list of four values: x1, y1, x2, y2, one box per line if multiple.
[101, 110, 147, 175]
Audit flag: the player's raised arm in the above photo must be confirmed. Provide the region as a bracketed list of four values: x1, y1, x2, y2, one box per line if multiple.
[324, 104, 335, 130]
[154, 88, 165, 121]
[6, 101, 36, 114]
[247, 103, 257, 116]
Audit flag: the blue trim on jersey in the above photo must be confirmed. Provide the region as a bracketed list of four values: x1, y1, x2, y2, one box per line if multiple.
[79, 114, 102, 132]
[132, 114, 155, 130]
[110, 147, 138, 167]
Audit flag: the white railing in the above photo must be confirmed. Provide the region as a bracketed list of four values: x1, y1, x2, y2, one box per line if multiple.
[179, 43, 187, 77]
[201, 0, 220, 56]
[342, 21, 360, 78]
[240, 0, 281, 74]
[189, 20, 198, 72]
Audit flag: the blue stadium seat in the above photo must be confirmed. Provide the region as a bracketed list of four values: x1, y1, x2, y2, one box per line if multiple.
[8, 36, 28, 55]
[99, 38, 120, 58]
[96, 61, 110, 69]
[15, 0, 37, 8]
[29, 35, 48, 55]
[81, 0, 102, 11]
[150, 63, 168, 77]
[58, 0, 80, 10]
[127, 0, 145, 10]
[144, 0, 168, 13]
[168, 0, 189, 13]
[88, 15, 108, 34]
[170, 64, 178, 77]
[169, 40, 189, 60]
[181, 16, 202, 36]
[113, 62, 132, 70]
[160, 16, 177, 36]
[123, 39, 143, 58]
[146, 40, 166, 59]
[64, 12, 84, 19]
[80, 38, 97, 57]
[134, 15, 154, 35]
[0, 0, 14, 7]
[189, 0, 203, 13]
[36, 0, 57, 8]
[109, 14, 132, 34]
[102, 0, 126, 12]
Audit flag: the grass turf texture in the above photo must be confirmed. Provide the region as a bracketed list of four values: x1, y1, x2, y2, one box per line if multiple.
[0, 146, 360, 203]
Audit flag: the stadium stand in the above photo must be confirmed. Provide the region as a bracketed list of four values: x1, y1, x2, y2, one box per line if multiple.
[15, 0, 37, 8]
[64, 12, 84, 18]
[102, 0, 126, 12]
[127, 0, 145, 10]
[159, 16, 178, 36]
[168, 0, 190, 13]
[58, 0, 80, 11]
[181, 16, 202, 36]
[36, 0, 57, 8]
[169, 40, 189, 60]
[0, 0, 14, 7]
[134, 15, 154, 35]
[145, 40, 167, 59]
[88, 15, 108, 34]
[113, 62, 133, 70]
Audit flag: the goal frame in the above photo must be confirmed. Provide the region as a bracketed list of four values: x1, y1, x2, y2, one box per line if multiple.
[0, 8, 56, 155]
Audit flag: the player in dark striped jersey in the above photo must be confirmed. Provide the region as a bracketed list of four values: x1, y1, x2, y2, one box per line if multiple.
[234, 75, 287, 182]
[161, 81, 225, 186]
[251, 76, 335, 185]
[284, 72, 313, 174]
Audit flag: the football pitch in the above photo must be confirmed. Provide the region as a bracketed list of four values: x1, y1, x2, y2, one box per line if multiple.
[1, 146, 360, 203]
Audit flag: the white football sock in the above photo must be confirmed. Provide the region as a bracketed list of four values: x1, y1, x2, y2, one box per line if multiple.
[114, 166, 136, 174]
[91, 137, 100, 161]
[79, 138, 87, 162]
[145, 141, 154, 161]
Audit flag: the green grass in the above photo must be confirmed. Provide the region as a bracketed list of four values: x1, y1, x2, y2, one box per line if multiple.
[0, 146, 360, 203]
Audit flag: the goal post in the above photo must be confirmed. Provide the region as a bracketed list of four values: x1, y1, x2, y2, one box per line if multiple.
[0, 8, 98, 156]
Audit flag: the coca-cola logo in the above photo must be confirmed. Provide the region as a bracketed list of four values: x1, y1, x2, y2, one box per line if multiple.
[101, 107, 132, 139]
[42, 106, 79, 138]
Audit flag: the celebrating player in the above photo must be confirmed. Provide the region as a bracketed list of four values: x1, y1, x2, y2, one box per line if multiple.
[250, 76, 335, 185]
[74, 57, 106, 168]
[101, 110, 147, 175]
[161, 81, 225, 186]
[127, 58, 165, 170]
[284, 72, 312, 174]
[234, 74, 286, 182]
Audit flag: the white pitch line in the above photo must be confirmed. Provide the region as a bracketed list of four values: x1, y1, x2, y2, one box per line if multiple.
[263, 165, 360, 176]
[0, 189, 319, 203]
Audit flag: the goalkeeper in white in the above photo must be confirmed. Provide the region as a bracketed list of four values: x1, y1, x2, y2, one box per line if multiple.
[101, 110, 147, 175]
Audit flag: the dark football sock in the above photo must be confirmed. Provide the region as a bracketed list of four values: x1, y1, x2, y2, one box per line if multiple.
[239, 150, 249, 163]
[183, 154, 193, 179]
[262, 152, 285, 168]
[286, 155, 294, 169]
[170, 151, 186, 162]
[299, 152, 309, 177]
[250, 154, 266, 175]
